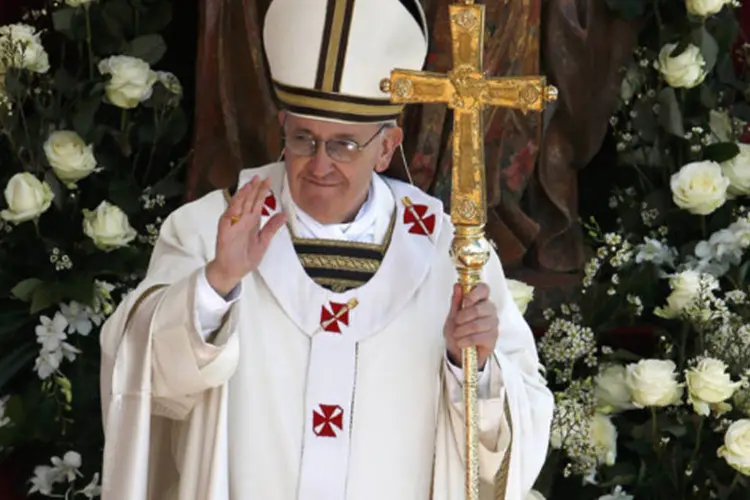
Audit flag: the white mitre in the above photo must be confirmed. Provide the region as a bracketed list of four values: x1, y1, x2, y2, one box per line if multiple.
[263, 0, 429, 124]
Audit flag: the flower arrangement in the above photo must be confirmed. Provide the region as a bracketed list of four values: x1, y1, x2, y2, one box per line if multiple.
[0, 1, 187, 497]
[525, 0, 750, 498]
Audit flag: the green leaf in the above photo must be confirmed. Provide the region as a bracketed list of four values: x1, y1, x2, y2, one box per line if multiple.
[108, 179, 141, 215]
[65, 276, 96, 306]
[73, 95, 102, 139]
[53, 68, 77, 95]
[31, 286, 62, 314]
[11, 278, 43, 302]
[663, 424, 687, 438]
[109, 129, 133, 157]
[162, 107, 188, 145]
[732, 102, 750, 122]
[52, 8, 76, 38]
[137, 123, 157, 144]
[624, 438, 653, 455]
[700, 85, 718, 109]
[739, 261, 750, 286]
[126, 34, 167, 65]
[632, 96, 658, 141]
[716, 55, 741, 88]
[138, 3, 173, 35]
[669, 38, 691, 59]
[101, 0, 133, 40]
[44, 170, 66, 210]
[4, 69, 26, 100]
[0, 309, 32, 339]
[704, 142, 740, 163]
[658, 87, 685, 137]
[150, 176, 184, 199]
[693, 26, 719, 74]
[0, 343, 35, 392]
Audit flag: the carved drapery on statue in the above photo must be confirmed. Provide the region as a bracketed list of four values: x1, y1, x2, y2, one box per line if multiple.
[187, 0, 639, 277]
[187, 0, 280, 199]
[530, 0, 641, 272]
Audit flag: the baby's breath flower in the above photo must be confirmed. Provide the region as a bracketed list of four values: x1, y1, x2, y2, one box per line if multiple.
[539, 318, 598, 383]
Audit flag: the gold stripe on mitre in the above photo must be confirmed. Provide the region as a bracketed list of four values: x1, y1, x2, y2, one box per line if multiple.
[273, 82, 404, 122]
[320, 0, 355, 92]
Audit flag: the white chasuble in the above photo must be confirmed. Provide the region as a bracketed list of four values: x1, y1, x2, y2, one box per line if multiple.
[99, 161, 554, 500]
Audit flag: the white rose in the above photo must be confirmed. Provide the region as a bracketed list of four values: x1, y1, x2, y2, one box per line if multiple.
[595, 364, 635, 414]
[1, 172, 54, 224]
[507, 279, 534, 315]
[97, 55, 158, 109]
[82, 201, 137, 251]
[670, 160, 729, 215]
[526, 490, 545, 500]
[654, 270, 706, 319]
[625, 359, 683, 408]
[721, 144, 750, 197]
[686, 0, 731, 17]
[43, 130, 98, 186]
[65, 0, 95, 6]
[591, 413, 618, 466]
[717, 419, 750, 476]
[686, 358, 743, 416]
[656, 43, 707, 89]
[0, 24, 50, 73]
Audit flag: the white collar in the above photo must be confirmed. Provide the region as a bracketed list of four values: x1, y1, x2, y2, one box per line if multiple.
[281, 171, 394, 244]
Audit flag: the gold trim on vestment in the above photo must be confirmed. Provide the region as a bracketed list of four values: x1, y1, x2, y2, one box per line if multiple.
[298, 254, 380, 273]
[494, 384, 513, 498]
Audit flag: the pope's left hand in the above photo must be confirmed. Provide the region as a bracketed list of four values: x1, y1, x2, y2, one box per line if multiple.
[443, 283, 499, 369]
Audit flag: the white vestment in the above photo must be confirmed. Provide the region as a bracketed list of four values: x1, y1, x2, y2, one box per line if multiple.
[99, 162, 553, 500]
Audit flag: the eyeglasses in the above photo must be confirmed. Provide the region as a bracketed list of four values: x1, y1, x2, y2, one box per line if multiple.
[283, 124, 387, 164]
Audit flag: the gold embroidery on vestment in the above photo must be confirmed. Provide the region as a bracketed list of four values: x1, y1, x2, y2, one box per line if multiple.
[298, 254, 380, 273]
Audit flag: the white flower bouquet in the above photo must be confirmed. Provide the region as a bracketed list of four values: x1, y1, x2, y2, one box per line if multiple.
[532, 0, 750, 498]
[0, 1, 187, 497]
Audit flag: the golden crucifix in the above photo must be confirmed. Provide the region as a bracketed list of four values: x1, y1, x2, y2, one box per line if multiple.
[380, 1, 557, 498]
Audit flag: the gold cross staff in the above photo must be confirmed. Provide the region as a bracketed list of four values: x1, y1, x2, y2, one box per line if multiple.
[380, 1, 556, 498]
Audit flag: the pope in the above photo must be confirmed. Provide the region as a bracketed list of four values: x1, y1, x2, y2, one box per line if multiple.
[99, 0, 553, 499]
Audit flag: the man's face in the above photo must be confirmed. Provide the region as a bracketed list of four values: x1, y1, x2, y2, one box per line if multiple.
[280, 112, 402, 224]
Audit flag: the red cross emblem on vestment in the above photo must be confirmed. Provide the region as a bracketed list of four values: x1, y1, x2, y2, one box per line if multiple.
[261, 192, 277, 216]
[319, 299, 358, 334]
[402, 197, 435, 236]
[313, 404, 344, 437]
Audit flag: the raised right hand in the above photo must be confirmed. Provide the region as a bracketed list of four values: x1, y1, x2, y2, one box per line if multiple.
[206, 176, 287, 296]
